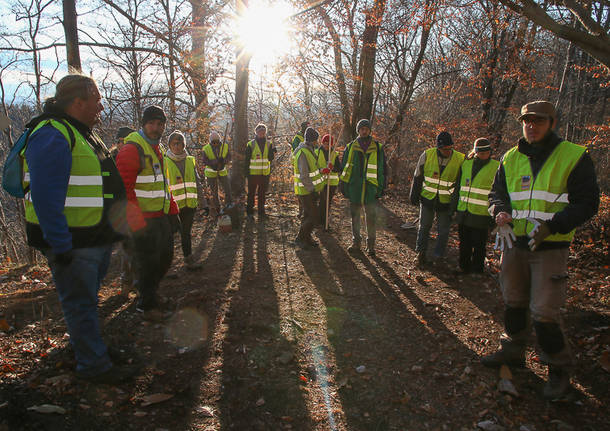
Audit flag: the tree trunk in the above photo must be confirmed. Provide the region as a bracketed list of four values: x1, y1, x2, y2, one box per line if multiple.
[231, 0, 250, 197]
[63, 0, 81, 73]
[190, 0, 210, 144]
[351, 0, 387, 135]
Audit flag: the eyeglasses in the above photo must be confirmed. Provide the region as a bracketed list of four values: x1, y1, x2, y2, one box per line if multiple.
[521, 116, 548, 126]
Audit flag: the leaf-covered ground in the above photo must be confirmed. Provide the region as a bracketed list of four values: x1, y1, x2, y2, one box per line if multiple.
[1, 186, 608, 431]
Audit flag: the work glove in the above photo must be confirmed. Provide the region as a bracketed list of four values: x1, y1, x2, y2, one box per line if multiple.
[526, 217, 551, 251]
[327, 162, 333, 170]
[493, 224, 516, 251]
[54, 250, 74, 266]
[321, 168, 331, 175]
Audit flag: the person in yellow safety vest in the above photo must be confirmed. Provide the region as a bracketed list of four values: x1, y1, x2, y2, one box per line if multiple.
[291, 121, 309, 151]
[116, 105, 180, 323]
[409, 131, 465, 267]
[340, 119, 387, 256]
[293, 127, 324, 248]
[244, 123, 276, 221]
[482, 101, 600, 400]
[165, 130, 207, 270]
[450, 138, 499, 275]
[316, 134, 341, 230]
[22, 74, 138, 384]
[202, 131, 232, 216]
[292, 121, 309, 218]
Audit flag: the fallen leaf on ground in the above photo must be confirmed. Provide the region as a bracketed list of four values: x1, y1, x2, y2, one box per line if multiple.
[27, 404, 66, 414]
[141, 393, 174, 407]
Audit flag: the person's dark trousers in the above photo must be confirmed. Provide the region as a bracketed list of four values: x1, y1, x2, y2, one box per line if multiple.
[350, 202, 377, 247]
[208, 176, 233, 211]
[44, 245, 114, 377]
[133, 215, 174, 310]
[297, 194, 319, 243]
[178, 207, 196, 257]
[246, 175, 269, 216]
[458, 223, 488, 273]
[319, 185, 337, 227]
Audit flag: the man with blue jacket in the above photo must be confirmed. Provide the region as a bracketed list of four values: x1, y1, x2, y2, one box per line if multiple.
[23, 75, 135, 384]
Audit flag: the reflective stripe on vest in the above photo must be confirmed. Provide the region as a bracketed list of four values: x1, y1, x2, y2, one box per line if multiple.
[124, 132, 171, 213]
[457, 158, 499, 216]
[503, 140, 586, 242]
[248, 140, 270, 175]
[293, 147, 324, 195]
[316, 148, 339, 186]
[22, 120, 105, 227]
[420, 148, 465, 204]
[339, 140, 382, 186]
[203, 143, 229, 177]
[165, 155, 198, 209]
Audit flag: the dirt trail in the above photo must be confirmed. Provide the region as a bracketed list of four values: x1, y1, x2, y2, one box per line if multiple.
[0, 185, 609, 431]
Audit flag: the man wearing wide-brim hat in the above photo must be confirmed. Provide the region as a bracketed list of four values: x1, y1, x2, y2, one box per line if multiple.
[483, 100, 600, 400]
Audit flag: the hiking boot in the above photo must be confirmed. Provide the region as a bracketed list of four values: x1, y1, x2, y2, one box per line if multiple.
[543, 366, 570, 400]
[480, 348, 526, 369]
[366, 244, 376, 256]
[77, 364, 139, 385]
[184, 255, 202, 270]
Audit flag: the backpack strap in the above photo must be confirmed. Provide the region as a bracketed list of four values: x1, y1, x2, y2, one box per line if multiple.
[123, 141, 150, 174]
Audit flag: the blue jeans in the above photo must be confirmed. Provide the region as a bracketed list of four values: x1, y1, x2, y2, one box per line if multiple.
[415, 204, 451, 257]
[45, 245, 113, 376]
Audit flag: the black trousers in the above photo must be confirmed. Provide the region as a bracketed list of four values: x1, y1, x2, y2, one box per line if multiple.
[246, 175, 269, 215]
[178, 207, 196, 257]
[133, 216, 174, 310]
[297, 194, 319, 242]
[458, 223, 488, 273]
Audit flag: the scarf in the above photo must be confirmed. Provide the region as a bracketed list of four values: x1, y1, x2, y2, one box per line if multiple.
[166, 147, 188, 161]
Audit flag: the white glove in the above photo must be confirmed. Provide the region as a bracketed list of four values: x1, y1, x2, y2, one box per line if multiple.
[494, 224, 516, 251]
[526, 217, 550, 251]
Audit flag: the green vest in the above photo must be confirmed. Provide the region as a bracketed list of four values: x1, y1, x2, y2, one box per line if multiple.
[316, 148, 339, 186]
[125, 132, 171, 214]
[247, 140, 270, 175]
[293, 146, 324, 195]
[22, 120, 106, 227]
[203, 143, 229, 177]
[457, 158, 499, 216]
[421, 148, 465, 204]
[503, 140, 586, 242]
[165, 156, 198, 209]
[340, 140, 382, 186]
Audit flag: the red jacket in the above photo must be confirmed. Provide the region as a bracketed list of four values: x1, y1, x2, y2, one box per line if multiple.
[116, 142, 178, 232]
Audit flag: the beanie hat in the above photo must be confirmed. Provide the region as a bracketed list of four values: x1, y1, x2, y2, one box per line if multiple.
[356, 119, 371, 132]
[209, 131, 221, 143]
[436, 131, 453, 148]
[142, 105, 166, 125]
[116, 126, 135, 139]
[254, 123, 267, 133]
[304, 127, 319, 143]
[473, 137, 491, 152]
[321, 134, 336, 146]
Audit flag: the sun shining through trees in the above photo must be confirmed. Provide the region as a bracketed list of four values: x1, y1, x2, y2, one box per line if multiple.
[234, 1, 296, 65]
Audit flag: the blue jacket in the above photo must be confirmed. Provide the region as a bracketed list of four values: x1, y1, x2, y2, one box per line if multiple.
[25, 124, 73, 253]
